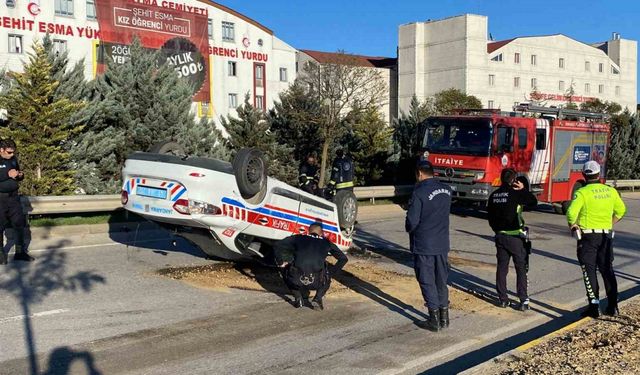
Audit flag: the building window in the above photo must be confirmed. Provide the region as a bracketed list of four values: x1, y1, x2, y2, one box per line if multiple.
[200, 102, 211, 117]
[53, 39, 67, 55]
[585, 83, 590, 94]
[514, 101, 520, 108]
[228, 93, 237, 108]
[514, 53, 520, 64]
[615, 86, 620, 96]
[488, 100, 494, 109]
[55, 0, 74, 16]
[255, 95, 264, 110]
[208, 18, 213, 39]
[598, 84, 604, 94]
[531, 54, 537, 66]
[255, 65, 264, 87]
[8, 34, 23, 54]
[599, 63, 604, 73]
[228, 61, 237, 76]
[514, 77, 520, 88]
[222, 21, 235, 42]
[559, 80, 565, 91]
[86, 0, 96, 19]
[531, 78, 537, 89]
[488, 74, 495, 86]
[559, 58, 565, 69]
[491, 53, 503, 62]
[611, 66, 620, 74]
[279, 67, 288, 82]
[585, 61, 590, 72]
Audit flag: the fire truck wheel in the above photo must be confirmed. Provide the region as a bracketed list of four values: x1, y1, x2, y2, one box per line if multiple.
[335, 190, 358, 229]
[233, 148, 267, 199]
[559, 182, 585, 214]
[148, 140, 186, 156]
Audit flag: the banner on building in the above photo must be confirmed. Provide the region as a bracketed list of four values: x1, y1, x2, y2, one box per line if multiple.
[95, 0, 210, 101]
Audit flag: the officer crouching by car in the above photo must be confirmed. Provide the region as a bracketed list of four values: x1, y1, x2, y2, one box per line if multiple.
[487, 168, 537, 311]
[326, 148, 354, 199]
[274, 222, 348, 310]
[405, 160, 452, 332]
[566, 161, 626, 317]
[298, 153, 320, 196]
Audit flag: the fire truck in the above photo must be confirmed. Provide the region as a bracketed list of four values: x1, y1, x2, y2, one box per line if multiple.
[418, 104, 610, 214]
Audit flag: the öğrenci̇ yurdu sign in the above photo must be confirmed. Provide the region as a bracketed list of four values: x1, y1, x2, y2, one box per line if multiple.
[95, 0, 210, 101]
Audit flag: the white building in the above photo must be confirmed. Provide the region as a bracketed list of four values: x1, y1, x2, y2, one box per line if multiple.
[0, 0, 297, 124]
[398, 14, 637, 113]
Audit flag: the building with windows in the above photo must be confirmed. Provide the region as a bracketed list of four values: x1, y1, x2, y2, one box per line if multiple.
[398, 14, 637, 113]
[0, 0, 297, 123]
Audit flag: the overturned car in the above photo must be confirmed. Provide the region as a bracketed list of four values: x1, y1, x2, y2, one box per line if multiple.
[120, 143, 357, 261]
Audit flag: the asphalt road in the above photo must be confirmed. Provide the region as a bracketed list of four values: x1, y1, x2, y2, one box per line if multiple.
[0, 193, 638, 375]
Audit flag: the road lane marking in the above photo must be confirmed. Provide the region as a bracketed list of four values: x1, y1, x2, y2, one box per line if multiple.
[0, 309, 69, 324]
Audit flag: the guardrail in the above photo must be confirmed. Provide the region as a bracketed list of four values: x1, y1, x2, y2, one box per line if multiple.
[19, 179, 640, 215]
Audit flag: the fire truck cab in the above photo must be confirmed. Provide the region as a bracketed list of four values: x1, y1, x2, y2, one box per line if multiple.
[418, 104, 610, 213]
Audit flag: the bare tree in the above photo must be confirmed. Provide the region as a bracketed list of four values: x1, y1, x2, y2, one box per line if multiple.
[298, 53, 387, 187]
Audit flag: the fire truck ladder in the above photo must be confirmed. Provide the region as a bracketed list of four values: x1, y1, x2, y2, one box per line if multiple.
[513, 104, 608, 121]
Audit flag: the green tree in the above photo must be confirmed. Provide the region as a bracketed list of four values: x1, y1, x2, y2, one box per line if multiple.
[221, 94, 297, 184]
[392, 95, 433, 161]
[433, 88, 482, 114]
[341, 106, 392, 185]
[563, 81, 579, 110]
[0, 41, 84, 195]
[73, 38, 226, 193]
[580, 99, 622, 115]
[268, 81, 323, 162]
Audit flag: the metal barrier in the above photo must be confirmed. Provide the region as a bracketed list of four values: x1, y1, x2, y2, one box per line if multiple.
[19, 180, 640, 215]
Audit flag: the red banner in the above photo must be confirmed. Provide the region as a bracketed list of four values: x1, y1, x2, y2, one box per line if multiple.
[95, 0, 210, 101]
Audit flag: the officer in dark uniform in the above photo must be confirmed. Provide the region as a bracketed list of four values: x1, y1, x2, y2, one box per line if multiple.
[298, 153, 319, 196]
[327, 148, 354, 198]
[487, 168, 537, 311]
[405, 160, 452, 331]
[567, 161, 626, 317]
[274, 222, 348, 310]
[0, 139, 33, 264]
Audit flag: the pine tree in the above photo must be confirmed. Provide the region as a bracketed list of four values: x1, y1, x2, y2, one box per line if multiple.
[221, 94, 297, 184]
[0, 41, 84, 195]
[342, 106, 392, 185]
[268, 81, 323, 162]
[73, 37, 226, 193]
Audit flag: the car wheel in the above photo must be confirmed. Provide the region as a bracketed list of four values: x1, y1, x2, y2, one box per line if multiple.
[149, 140, 186, 156]
[334, 190, 358, 229]
[233, 148, 267, 199]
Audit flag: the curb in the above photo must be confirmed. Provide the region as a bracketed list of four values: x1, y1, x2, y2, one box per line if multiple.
[460, 294, 640, 375]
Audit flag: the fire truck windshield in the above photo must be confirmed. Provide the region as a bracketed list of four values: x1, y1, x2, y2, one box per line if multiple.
[422, 118, 492, 156]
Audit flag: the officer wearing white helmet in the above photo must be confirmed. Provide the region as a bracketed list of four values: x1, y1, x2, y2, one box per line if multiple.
[566, 160, 626, 317]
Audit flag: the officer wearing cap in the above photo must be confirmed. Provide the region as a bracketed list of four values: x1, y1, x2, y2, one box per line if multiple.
[487, 168, 538, 311]
[405, 160, 452, 331]
[567, 160, 626, 317]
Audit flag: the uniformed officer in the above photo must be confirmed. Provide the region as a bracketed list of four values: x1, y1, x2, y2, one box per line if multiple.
[0, 139, 33, 264]
[405, 160, 452, 331]
[567, 160, 626, 318]
[274, 222, 348, 310]
[487, 168, 537, 311]
[298, 153, 319, 195]
[327, 148, 354, 198]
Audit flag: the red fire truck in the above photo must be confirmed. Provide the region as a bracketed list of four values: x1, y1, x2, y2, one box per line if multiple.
[418, 104, 610, 213]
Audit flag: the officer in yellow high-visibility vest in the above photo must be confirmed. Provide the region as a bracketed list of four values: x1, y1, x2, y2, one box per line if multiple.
[566, 160, 626, 318]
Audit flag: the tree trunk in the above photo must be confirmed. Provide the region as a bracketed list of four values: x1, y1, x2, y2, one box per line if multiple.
[318, 140, 330, 188]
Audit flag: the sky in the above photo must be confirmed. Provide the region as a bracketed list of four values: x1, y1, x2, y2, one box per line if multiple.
[222, 0, 639, 97]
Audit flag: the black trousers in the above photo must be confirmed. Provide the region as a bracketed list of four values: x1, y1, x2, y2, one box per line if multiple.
[577, 233, 617, 304]
[414, 254, 449, 310]
[0, 192, 25, 250]
[282, 267, 331, 300]
[495, 234, 528, 302]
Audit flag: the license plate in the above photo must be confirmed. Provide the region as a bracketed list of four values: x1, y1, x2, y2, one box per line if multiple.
[136, 186, 168, 199]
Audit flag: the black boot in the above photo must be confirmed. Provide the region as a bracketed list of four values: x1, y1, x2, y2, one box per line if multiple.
[580, 303, 601, 318]
[439, 307, 449, 328]
[13, 245, 34, 262]
[418, 309, 441, 332]
[312, 297, 324, 311]
[605, 302, 619, 317]
[293, 297, 304, 309]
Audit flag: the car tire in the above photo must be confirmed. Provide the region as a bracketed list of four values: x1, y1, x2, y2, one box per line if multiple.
[334, 190, 358, 229]
[149, 140, 186, 156]
[233, 148, 267, 199]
